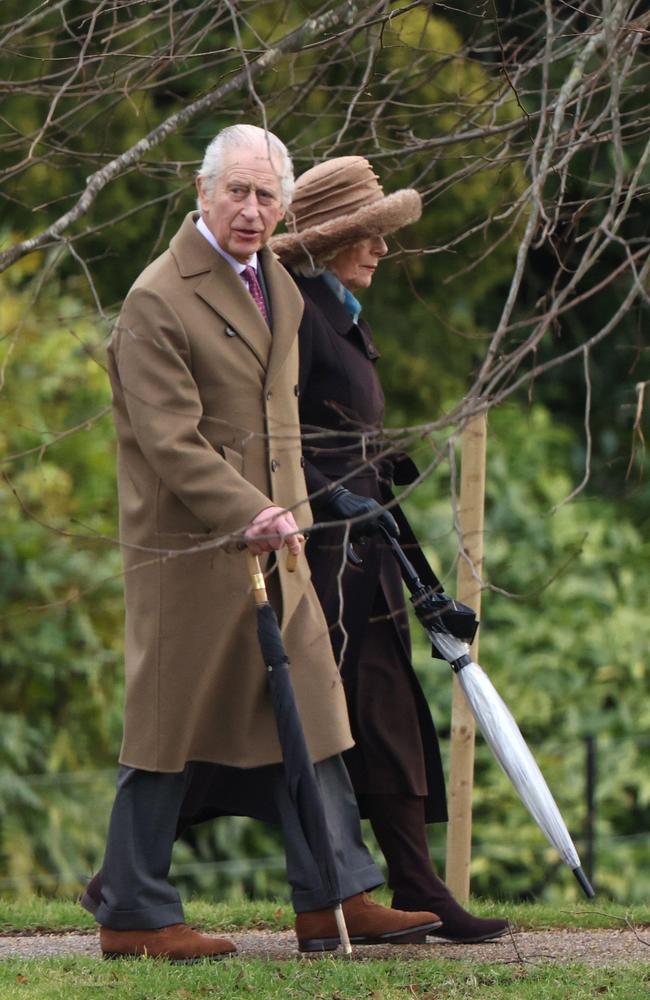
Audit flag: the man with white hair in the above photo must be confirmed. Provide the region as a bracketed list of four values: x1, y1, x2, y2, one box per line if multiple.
[84, 124, 441, 961]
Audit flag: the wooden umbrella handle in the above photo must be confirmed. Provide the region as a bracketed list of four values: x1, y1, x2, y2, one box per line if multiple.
[246, 551, 267, 604]
[246, 546, 300, 603]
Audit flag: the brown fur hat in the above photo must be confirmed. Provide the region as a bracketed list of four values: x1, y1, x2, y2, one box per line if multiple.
[270, 156, 422, 266]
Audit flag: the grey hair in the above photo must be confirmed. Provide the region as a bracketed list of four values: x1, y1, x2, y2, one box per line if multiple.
[291, 261, 326, 278]
[291, 246, 339, 277]
[196, 124, 294, 210]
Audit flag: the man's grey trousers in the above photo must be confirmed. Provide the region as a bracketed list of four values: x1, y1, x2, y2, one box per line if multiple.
[90, 754, 383, 929]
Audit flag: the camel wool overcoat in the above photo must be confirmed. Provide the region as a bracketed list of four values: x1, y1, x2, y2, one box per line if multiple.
[108, 213, 353, 772]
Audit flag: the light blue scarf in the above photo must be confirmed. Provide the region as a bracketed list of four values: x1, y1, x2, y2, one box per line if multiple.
[323, 271, 362, 324]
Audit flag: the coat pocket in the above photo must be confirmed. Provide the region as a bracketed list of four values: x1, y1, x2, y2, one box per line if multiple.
[219, 443, 244, 475]
[154, 528, 219, 552]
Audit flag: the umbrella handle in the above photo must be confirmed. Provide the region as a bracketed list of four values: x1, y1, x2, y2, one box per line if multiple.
[246, 547, 301, 603]
[246, 552, 267, 603]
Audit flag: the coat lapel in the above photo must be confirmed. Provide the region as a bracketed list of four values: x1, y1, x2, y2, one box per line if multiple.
[171, 213, 272, 369]
[294, 271, 380, 359]
[262, 249, 304, 391]
[195, 263, 272, 369]
[295, 272, 352, 336]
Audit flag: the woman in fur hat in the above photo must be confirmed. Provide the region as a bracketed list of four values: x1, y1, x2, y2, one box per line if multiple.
[270, 157, 507, 943]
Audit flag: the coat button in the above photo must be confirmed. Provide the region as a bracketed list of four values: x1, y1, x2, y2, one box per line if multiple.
[271, 459, 279, 472]
[266, 390, 272, 400]
[294, 385, 300, 397]
[300, 456, 305, 468]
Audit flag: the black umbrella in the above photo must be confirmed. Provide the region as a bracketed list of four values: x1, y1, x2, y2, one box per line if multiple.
[246, 550, 352, 953]
[378, 527, 595, 899]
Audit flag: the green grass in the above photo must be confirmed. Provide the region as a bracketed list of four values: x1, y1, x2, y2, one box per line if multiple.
[2, 897, 650, 999]
[0, 897, 289, 935]
[1, 957, 649, 1000]
[1, 894, 648, 934]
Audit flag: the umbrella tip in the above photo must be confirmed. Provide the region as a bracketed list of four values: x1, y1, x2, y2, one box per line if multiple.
[334, 903, 352, 956]
[573, 865, 595, 898]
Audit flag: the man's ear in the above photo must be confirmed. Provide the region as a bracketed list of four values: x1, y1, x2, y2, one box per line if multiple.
[196, 176, 207, 210]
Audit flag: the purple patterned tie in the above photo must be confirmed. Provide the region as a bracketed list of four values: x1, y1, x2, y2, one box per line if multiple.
[242, 265, 268, 324]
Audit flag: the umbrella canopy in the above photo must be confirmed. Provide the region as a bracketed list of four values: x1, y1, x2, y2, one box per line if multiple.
[380, 528, 595, 899]
[246, 551, 352, 951]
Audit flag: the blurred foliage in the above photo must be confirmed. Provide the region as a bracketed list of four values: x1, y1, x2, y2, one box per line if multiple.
[0, 253, 123, 894]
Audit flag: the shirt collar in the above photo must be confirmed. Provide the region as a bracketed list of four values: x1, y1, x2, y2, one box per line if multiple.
[195, 216, 258, 274]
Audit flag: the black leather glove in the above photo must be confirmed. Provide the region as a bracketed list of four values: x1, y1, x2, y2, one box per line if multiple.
[323, 486, 399, 541]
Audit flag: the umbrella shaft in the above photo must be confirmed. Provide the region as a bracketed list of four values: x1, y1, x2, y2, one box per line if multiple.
[380, 526, 423, 591]
[426, 628, 471, 668]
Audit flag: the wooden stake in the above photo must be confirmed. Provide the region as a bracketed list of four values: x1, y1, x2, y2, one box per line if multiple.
[445, 412, 487, 901]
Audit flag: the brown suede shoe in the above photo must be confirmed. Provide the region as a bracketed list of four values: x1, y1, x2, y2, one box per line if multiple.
[295, 892, 441, 952]
[100, 923, 236, 963]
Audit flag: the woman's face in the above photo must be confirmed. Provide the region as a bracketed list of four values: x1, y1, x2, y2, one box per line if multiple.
[329, 235, 388, 291]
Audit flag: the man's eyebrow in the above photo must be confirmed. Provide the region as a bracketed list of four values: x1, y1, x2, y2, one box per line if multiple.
[227, 179, 278, 197]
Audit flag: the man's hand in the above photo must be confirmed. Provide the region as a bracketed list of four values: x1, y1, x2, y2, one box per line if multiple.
[244, 506, 304, 556]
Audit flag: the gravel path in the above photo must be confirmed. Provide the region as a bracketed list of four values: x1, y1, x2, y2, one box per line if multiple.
[1, 928, 649, 966]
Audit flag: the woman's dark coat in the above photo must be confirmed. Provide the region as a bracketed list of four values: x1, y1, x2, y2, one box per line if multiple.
[295, 273, 448, 823]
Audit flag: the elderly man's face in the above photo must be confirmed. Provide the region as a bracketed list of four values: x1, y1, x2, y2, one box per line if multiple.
[197, 142, 285, 262]
[329, 235, 388, 291]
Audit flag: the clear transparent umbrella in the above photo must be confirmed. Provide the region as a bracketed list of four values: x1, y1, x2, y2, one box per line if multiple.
[381, 529, 595, 899]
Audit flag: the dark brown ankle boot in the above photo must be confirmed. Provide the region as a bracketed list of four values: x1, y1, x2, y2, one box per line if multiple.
[392, 888, 508, 944]
[361, 793, 509, 944]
